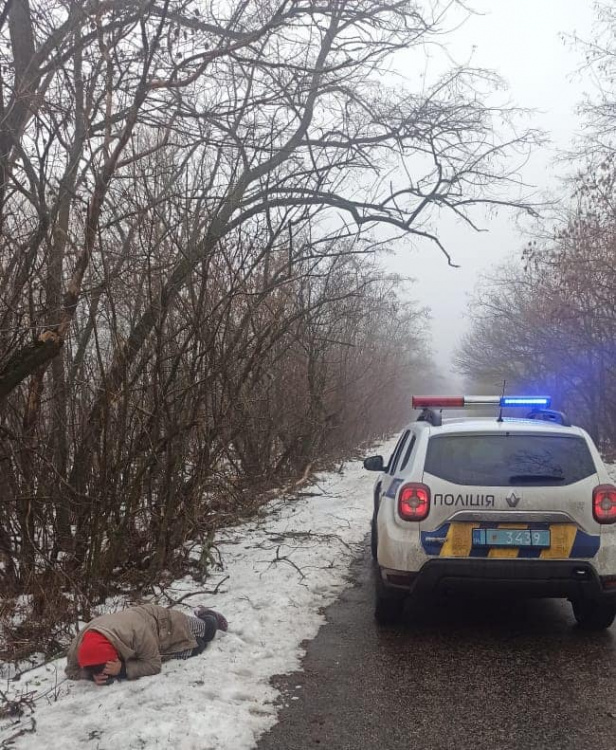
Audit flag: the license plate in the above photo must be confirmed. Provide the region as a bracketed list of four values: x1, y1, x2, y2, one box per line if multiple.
[472, 528, 551, 548]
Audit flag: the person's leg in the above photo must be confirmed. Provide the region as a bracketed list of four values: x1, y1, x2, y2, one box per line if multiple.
[191, 614, 218, 655]
[174, 614, 218, 660]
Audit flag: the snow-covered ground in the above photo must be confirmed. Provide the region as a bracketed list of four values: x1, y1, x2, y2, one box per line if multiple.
[0, 439, 396, 750]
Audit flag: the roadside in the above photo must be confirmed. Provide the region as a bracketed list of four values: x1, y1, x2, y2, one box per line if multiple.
[0, 438, 396, 750]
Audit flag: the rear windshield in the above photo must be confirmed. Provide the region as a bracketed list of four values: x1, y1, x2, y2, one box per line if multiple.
[424, 434, 597, 487]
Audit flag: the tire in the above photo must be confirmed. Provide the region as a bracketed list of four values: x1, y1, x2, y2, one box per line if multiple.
[370, 487, 381, 562]
[572, 598, 616, 630]
[370, 515, 378, 561]
[374, 570, 405, 625]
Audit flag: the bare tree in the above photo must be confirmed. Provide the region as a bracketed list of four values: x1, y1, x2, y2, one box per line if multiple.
[574, 1, 616, 156]
[456, 164, 616, 446]
[0, 0, 540, 655]
[0, 0, 536, 400]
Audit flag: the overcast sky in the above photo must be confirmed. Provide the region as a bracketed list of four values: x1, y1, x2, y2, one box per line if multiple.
[386, 0, 596, 389]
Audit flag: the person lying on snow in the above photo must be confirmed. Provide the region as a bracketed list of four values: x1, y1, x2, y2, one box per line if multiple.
[65, 604, 228, 685]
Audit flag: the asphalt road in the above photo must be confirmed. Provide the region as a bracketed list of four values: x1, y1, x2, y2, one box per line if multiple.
[256, 544, 616, 750]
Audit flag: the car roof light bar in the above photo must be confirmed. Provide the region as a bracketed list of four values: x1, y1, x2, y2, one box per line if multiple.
[501, 396, 551, 408]
[412, 396, 466, 408]
[412, 396, 552, 409]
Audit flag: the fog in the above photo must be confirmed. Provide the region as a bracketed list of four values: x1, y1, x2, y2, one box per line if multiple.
[386, 0, 596, 390]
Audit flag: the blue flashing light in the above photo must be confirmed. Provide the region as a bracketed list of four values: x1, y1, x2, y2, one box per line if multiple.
[500, 396, 551, 408]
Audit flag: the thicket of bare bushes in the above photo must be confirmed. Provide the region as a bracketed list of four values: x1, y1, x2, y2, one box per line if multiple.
[456, 2, 616, 449]
[0, 0, 533, 656]
[455, 181, 616, 447]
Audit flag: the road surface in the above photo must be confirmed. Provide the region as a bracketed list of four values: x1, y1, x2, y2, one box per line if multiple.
[257, 545, 616, 750]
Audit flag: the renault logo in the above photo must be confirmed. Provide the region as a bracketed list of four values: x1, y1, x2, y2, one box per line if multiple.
[506, 492, 521, 508]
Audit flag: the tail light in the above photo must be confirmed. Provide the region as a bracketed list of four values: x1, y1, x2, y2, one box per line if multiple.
[398, 483, 430, 521]
[593, 485, 616, 524]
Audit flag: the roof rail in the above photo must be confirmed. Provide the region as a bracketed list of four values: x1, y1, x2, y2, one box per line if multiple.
[416, 407, 442, 427]
[526, 408, 571, 427]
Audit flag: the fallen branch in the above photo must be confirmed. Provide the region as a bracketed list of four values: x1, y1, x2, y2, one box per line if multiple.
[157, 577, 230, 608]
[0, 716, 36, 747]
[10, 652, 66, 683]
[259, 545, 307, 582]
[263, 529, 356, 553]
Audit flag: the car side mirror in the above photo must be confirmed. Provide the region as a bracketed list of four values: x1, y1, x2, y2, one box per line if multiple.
[363, 455, 384, 472]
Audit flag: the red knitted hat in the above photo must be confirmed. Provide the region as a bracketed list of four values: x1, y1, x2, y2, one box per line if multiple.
[78, 631, 119, 667]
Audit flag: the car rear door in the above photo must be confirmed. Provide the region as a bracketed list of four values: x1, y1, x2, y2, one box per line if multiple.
[379, 429, 412, 504]
[418, 430, 602, 560]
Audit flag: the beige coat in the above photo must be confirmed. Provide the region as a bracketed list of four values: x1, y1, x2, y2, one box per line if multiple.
[65, 604, 197, 680]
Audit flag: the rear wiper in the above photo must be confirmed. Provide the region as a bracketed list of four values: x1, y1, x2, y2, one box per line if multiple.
[509, 474, 565, 483]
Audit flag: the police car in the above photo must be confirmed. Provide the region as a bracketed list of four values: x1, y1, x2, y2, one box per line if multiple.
[364, 396, 616, 629]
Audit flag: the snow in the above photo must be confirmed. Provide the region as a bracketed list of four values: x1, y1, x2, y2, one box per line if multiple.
[0, 439, 396, 750]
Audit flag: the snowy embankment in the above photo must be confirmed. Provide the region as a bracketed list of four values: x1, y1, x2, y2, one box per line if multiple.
[0, 438, 396, 750]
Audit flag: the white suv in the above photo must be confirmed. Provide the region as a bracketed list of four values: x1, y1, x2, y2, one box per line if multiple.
[364, 396, 616, 629]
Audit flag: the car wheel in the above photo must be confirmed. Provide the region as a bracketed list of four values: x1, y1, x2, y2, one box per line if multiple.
[370, 515, 378, 561]
[374, 570, 405, 625]
[572, 598, 616, 630]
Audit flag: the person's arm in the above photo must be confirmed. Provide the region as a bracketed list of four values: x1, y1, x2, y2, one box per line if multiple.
[93, 659, 126, 685]
[124, 630, 162, 679]
[125, 652, 162, 679]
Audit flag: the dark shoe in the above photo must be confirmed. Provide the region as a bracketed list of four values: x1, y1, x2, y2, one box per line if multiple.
[194, 606, 228, 632]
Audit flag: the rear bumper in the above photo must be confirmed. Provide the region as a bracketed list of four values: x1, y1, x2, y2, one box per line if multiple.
[381, 559, 616, 601]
